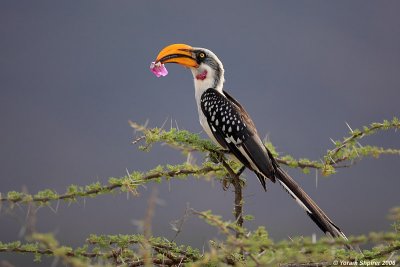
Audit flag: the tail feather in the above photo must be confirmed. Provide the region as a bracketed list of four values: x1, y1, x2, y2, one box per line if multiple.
[274, 166, 348, 241]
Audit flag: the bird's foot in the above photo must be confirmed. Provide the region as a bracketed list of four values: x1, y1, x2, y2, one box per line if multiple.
[222, 176, 232, 191]
[218, 149, 231, 154]
[207, 149, 228, 164]
[221, 166, 246, 191]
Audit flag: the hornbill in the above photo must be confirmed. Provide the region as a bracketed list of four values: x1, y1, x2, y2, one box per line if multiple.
[152, 43, 348, 241]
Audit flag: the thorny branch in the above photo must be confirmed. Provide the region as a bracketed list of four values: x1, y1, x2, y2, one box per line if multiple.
[324, 118, 400, 167]
[0, 245, 192, 267]
[0, 165, 221, 205]
[130, 118, 400, 175]
[0, 246, 99, 259]
[330, 119, 399, 159]
[219, 158, 244, 232]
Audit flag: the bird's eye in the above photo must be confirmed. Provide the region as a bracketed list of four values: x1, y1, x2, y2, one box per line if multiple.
[199, 52, 206, 58]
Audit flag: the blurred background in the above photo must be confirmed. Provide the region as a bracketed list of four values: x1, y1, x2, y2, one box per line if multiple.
[1, 1, 399, 265]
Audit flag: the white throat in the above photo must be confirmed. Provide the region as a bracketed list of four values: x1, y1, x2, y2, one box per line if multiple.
[191, 62, 225, 146]
[192, 64, 225, 114]
[192, 67, 223, 96]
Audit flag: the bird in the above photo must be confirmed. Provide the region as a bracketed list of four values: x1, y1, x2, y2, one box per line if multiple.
[152, 43, 348, 242]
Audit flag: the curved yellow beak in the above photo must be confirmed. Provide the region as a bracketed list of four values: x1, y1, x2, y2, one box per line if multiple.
[155, 44, 198, 68]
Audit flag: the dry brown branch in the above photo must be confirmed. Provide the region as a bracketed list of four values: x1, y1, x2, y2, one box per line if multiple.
[219, 159, 244, 232]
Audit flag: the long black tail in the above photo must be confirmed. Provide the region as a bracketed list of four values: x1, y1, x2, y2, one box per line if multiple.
[274, 166, 348, 241]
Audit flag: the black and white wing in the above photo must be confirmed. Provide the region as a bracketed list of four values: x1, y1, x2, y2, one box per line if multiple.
[200, 88, 277, 190]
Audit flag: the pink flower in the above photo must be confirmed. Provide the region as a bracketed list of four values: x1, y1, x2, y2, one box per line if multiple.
[150, 61, 168, 77]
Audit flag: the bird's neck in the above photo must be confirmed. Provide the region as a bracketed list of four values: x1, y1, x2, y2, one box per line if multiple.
[193, 68, 224, 115]
[191, 65, 225, 97]
[193, 66, 225, 135]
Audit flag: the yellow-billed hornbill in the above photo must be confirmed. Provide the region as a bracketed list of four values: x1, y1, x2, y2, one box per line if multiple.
[152, 43, 348, 241]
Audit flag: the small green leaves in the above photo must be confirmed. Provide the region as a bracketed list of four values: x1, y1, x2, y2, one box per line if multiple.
[322, 162, 336, 176]
[34, 189, 58, 205]
[243, 214, 254, 221]
[7, 191, 23, 202]
[323, 117, 400, 176]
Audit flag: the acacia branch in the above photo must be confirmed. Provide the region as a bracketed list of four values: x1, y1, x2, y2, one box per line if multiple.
[0, 245, 186, 267]
[86, 234, 200, 262]
[219, 158, 244, 231]
[0, 164, 222, 205]
[130, 118, 400, 176]
[0, 247, 100, 259]
[324, 118, 400, 167]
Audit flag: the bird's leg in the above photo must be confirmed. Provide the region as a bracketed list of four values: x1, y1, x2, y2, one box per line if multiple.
[207, 149, 230, 164]
[222, 165, 246, 190]
[208, 149, 245, 191]
[221, 164, 246, 189]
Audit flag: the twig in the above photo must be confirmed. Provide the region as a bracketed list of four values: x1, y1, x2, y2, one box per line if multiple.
[132, 135, 146, 145]
[127, 258, 177, 267]
[170, 203, 191, 241]
[326, 118, 400, 166]
[0, 165, 221, 204]
[219, 159, 244, 232]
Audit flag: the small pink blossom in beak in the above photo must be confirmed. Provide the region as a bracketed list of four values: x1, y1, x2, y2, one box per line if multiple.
[150, 61, 168, 77]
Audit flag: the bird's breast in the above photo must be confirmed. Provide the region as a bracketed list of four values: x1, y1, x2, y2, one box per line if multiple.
[195, 88, 223, 148]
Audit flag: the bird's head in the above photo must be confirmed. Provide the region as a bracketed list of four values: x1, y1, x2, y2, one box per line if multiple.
[154, 43, 225, 91]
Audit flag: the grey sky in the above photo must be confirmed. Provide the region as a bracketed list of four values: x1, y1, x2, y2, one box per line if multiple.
[1, 1, 399, 265]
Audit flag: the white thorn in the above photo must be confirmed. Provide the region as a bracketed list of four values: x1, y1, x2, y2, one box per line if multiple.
[355, 147, 360, 157]
[48, 203, 57, 214]
[257, 250, 266, 257]
[160, 116, 169, 130]
[54, 199, 60, 213]
[143, 119, 149, 129]
[312, 233, 316, 244]
[345, 121, 354, 133]
[387, 251, 395, 261]
[186, 152, 193, 164]
[50, 255, 60, 267]
[25, 204, 31, 220]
